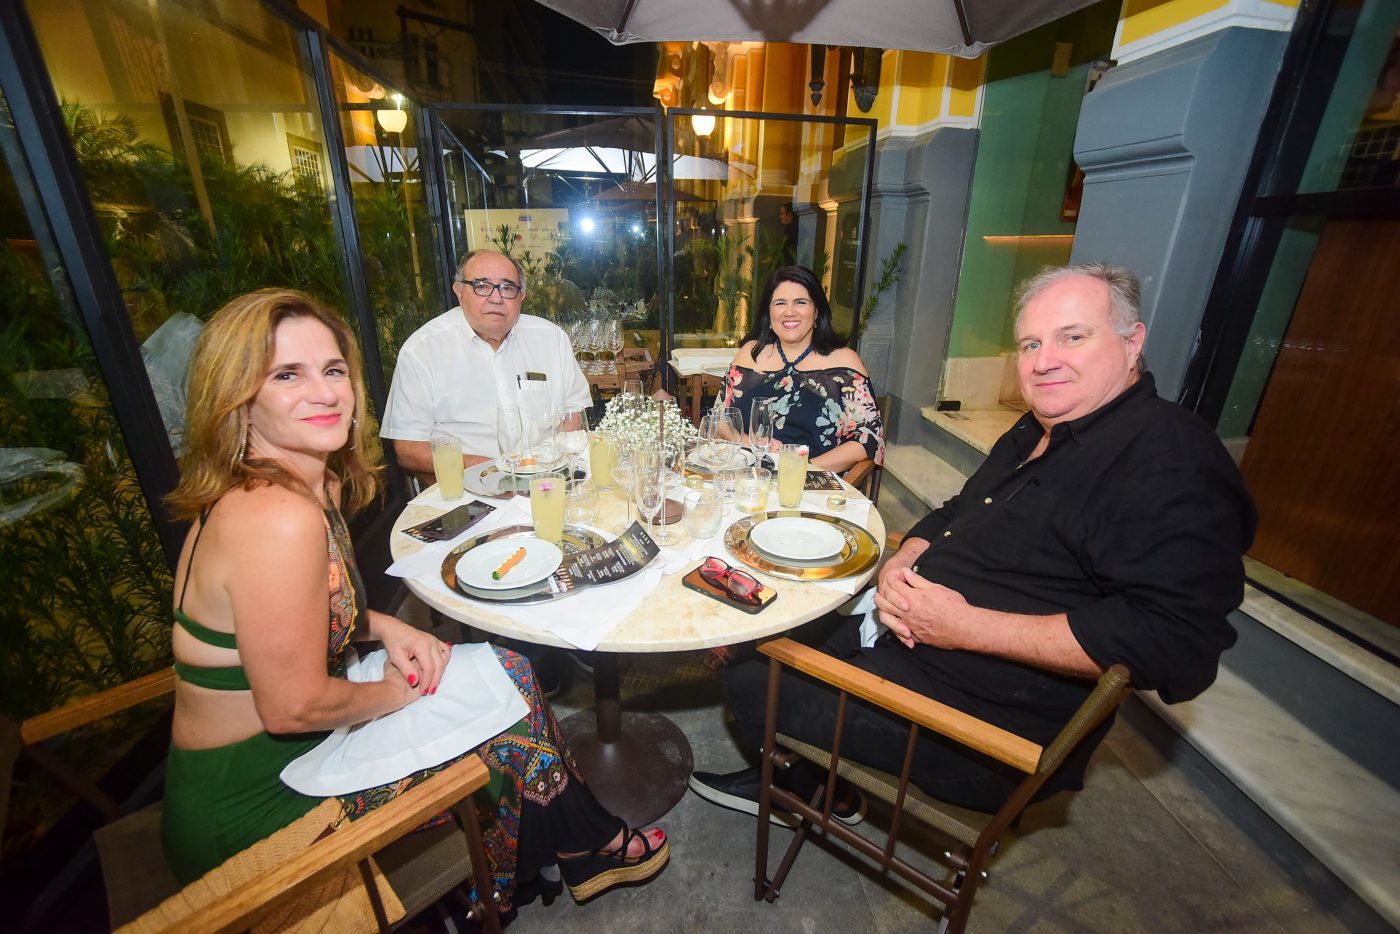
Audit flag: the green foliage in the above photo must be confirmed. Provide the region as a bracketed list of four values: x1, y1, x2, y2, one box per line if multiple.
[0, 240, 172, 721]
[0, 99, 438, 726]
[850, 242, 907, 348]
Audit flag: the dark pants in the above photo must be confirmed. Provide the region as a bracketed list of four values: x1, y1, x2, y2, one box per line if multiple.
[722, 615, 1030, 813]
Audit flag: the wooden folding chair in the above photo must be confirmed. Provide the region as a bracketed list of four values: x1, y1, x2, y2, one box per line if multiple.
[840, 394, 892, 505]
[753, 637, 1130, 933]
[2, 669, 501, 933]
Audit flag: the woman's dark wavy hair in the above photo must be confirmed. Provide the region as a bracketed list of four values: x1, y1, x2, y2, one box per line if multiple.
[742, 265, 845, 358]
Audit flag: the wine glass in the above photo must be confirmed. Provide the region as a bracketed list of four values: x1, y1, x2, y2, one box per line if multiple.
[557, 407, 589, 474]
[585, 320, 604, 375]
[701, 406, 744, 468]
[634, 458, 675, 546]
[749, 398, 776, 467]
[496, 405, 523, 474]
[606, 321, 624, 373]
[622, 378, 644, 403]
[611, 441, 638, 525]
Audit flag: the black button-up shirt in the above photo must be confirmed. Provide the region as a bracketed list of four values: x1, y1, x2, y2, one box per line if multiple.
[878, 373, 1255, 785]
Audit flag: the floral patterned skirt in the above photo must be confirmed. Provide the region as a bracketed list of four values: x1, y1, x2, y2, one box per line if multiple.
[338, 647, 616, 911]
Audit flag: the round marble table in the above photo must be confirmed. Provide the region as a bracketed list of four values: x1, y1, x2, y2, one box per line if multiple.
[391, 485, 885, 826]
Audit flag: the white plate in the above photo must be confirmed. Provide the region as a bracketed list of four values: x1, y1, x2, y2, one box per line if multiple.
[749, 517, 847, 562]
[500, 455, 566, 476]
[457, 537, 562, 590]
[690, 446, 755, 470]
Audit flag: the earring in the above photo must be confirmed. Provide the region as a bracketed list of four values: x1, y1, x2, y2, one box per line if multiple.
[346, 417, 359, 451]
[238, 423, 249, 462]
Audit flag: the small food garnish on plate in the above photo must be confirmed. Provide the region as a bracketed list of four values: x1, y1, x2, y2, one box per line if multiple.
[492, 546, 527, 581]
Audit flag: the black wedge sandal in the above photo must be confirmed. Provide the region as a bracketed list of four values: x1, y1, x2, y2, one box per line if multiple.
[557, 824, 669, 902]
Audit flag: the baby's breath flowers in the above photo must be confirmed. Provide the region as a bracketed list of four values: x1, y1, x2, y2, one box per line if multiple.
[596, 397, 697, 457]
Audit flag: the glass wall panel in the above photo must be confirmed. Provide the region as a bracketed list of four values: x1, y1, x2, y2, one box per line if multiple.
[434, 107, 661, 391]
[327, 55, 440, 375]
[667, 112, 873, 348]
[25, 0, 349, 447]
[0, 87, 172, 847]
[1292, 1, 1400, 194]
[1212, 0, 1400, 630]
[660, 112, 868, 347]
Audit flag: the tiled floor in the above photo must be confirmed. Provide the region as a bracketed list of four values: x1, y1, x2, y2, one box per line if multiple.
[403, 476, 1385, 933]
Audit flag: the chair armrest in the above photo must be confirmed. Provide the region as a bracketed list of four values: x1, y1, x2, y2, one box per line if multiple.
[176, 755, 492, 934]
[758, 638, 1042, 773]
[843, 459, 874, 488]
[22, 668, 176, 745]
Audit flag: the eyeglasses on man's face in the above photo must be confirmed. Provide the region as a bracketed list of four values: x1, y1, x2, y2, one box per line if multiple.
[456, 277, 522, 300]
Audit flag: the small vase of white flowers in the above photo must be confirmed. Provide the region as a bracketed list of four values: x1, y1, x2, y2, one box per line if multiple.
[596, 396, 697, 457]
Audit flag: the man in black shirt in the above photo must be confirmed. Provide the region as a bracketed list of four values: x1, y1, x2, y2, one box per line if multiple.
[690, 263, 1256, 818]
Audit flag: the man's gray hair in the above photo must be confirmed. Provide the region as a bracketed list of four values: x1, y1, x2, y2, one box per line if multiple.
[457, 249, 526, 291]
[1014, 262, 1142, 338]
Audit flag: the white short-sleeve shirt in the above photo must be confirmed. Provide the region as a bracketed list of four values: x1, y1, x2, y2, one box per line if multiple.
[380, 309, 591, 457]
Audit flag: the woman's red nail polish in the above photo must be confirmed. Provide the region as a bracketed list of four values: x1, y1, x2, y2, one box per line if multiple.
[407, 674, 417, 687]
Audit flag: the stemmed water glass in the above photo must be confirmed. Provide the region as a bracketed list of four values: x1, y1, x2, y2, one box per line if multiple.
[700, 406, 743, 469]
[633, 448, 679, 546]
[557, 407, 589, 475]
[605, 320, 624, 373]
[585, 320, 604, 375]
[611, 441, 638, 525]
[749, 398, 776, 467]
[496, 405, 524, 491]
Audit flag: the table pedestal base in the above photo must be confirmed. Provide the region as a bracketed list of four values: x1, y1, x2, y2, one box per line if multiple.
[559, 710, 693, 828]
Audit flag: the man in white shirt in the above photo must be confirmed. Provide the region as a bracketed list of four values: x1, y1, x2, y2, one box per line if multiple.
[382, 250, 592, 483]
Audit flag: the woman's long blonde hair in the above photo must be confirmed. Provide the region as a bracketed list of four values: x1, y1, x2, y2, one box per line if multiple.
[166, 289, 382, 521]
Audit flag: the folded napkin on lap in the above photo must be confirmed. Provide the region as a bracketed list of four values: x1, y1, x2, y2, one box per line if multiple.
[281, 643, 527, 796]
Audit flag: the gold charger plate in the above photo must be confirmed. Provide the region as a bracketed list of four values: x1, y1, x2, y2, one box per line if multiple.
[442, 524, 607, 605]
[723, 510, 881, 582]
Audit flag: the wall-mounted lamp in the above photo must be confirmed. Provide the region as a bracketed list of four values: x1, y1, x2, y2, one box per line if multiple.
[691, 110, 716, 137]
[377, 93, 408, 133]
[851, 48, 883, 114]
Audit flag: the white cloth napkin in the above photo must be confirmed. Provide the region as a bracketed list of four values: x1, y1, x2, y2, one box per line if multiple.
[280, 643, 528, 796]
[408, 550, 667, 652]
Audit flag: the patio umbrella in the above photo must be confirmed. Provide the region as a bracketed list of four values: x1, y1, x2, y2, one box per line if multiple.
[494, 115, 656, 177]
[590, 180, 705, 204]
[494, 115, 744, 180]
[530, 0, 1107, 57]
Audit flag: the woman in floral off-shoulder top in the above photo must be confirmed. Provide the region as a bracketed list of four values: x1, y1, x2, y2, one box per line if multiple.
[721, 265, 884, 472]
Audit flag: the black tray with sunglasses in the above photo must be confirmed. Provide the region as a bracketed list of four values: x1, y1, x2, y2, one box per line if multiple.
[681, 559, 776, 614]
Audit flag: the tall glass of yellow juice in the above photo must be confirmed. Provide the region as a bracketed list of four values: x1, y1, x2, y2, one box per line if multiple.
[530, 476, 565, 542]
[589, 433, 614, 491]
[431, 433, 464, 500]
[777, 444, 808, 508]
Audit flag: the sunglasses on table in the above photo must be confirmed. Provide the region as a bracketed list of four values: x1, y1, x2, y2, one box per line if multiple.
[699, 557, 763, 604]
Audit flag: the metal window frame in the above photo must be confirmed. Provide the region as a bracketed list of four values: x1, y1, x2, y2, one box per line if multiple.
[1181, 0, 1400, 423]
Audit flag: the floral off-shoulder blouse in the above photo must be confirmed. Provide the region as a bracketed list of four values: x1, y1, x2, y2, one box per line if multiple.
[721, 363, 885, 465]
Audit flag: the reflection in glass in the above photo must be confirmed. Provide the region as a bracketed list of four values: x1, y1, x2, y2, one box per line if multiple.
[329, 56, 441, 371]
[436, 109, 661, 380]
[26, 0, 349, 445]
[1, 86, 172, 843]
[1295, 1, 1400, 194]
[668, 112, 874, 349]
